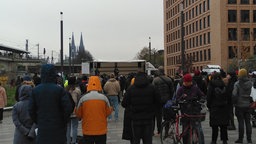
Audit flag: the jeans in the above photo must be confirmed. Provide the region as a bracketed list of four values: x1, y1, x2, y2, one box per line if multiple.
[108, 96, 119, 120]
[235, 107, 252, 141]
[182, 121, 205, 144]
[66, 117, 79, 144]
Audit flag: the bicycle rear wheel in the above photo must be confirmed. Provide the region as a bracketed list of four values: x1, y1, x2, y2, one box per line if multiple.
[160, 120, 178, 144]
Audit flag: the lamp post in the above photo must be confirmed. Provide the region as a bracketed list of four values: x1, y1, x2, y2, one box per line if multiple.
[60, 12, 64, 75]
[69, 38, 71, 74]
[180, 0, 186, 72]
[149, 37, 151, 63]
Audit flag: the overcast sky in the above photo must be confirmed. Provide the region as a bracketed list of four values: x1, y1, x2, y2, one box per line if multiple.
[0, 0, 164, 61]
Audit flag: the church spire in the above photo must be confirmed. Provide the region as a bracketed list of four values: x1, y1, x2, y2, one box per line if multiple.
[79, 32, 85, 53]
[71, 32, 76, 54]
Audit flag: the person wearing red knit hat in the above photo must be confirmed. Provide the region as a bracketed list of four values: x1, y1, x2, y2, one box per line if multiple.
[176, 73, 206, 144]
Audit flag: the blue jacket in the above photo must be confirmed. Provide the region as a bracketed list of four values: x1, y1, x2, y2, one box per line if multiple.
[28, 64, 74, 144]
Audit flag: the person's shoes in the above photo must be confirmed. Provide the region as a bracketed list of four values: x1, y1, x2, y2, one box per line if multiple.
[210, 141, 216, 144]
[235, 139, 243, 143]
[0, 120, 2, 124]
[223, 140, 228, 144]
[247, 139, 252, 144]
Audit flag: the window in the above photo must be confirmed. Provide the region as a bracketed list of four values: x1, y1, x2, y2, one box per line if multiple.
[228, 0, 236, 4]
[228, 46, 237, 59]
[203, 17, 206, 28]
[228, 10, 237, 22]
[254, 28, 256, 40]
[241, 28, 250, 41]
[199, 4, 202, 14]
[254, 44, 256, 55]
[254, 10, 256, 22]
[208, 32, 211, 44]
[196, 21, 198, 31]
[207, 0, 210, 10]
[208, 49, 211, 60]
[203, 1, 206, 12]
[204, 50, 207, 61]
[200, 51, 202, 61]
[200, 35, 202, 46]
[204, 33, 206, 44]
[199, 19, 202, 30]
[254, 0, 256, 4]
[207, 15, 210, 27]
[240, 0, 249, 4]
[196, 36, 198, 46]
[241, 10, 250, 22]
[228, 28, 237, 40]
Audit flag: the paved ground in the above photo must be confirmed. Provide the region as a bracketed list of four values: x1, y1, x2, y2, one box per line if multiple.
[1, 107, 256, 144]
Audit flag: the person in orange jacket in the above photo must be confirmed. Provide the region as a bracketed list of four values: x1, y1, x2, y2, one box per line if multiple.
[76, 76, 113, 144]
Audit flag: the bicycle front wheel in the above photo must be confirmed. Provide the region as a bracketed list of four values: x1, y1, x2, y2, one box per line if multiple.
[160, 120, 178, 144]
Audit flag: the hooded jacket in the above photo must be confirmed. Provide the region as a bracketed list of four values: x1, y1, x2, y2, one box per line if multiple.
[122, 72, 159, 122]
[28, 64, 74, 144]
[12, 85, 36, 144]
[232, 76, 253, 108]
[76, 76, 113, 135]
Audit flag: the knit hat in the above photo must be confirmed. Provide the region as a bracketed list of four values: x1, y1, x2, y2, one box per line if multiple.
[238, 68, 247, 77]
[194, 70, 200, 76]
[183, 73, 192, 82]
[23, 75, 31, 81]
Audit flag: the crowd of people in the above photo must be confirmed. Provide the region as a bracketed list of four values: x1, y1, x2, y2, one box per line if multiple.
[0, 63, 256, 144]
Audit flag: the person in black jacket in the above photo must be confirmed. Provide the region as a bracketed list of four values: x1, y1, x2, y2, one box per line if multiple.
[207, 72, 231, 144]
[122, 71, 159, 144]
[28, 64, 74, 144]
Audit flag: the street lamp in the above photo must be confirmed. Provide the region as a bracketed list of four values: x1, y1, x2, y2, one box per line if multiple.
[60, 12, 64, 75]
[149, 37, 151, 63]
[69, 38, 71, 74]
[180, 0, 186, 72]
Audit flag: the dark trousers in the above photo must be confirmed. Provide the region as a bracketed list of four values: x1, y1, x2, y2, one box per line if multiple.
[228, 105, 236, 128]
[235, 107, 252, 141]
[211, 125, 228, 142]
[0, 108, 3, 121]
[131, 121, 153, 144]
[82, 134, 106, 144]
[153, 104, 163, 134]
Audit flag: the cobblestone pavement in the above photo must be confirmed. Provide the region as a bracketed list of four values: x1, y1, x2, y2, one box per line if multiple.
[1, 107, 256, 144]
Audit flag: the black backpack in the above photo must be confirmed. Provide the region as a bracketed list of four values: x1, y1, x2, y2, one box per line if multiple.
[79, 81, 88, 95]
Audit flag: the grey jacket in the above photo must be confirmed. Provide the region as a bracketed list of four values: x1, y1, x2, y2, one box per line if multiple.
[12, 85, 36, 144]
[232, 77, 253, 108]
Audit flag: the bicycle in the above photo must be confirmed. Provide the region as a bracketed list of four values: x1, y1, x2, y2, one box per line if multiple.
[160, 99, 206, 144]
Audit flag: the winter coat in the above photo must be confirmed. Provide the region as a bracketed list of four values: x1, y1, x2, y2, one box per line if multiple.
[122, 72, 159, 124]
[232, 77, 253, 108]
[67, 86, 81, 118]
[13, 85, 36, 144]
[207, 78, 230, 126]
[192, 75, 207, 95]
[176, 83, 205, 120]
[0, 86, 7, 108]
[28, 64, 74, 144]
[103, 78, 121, 96]
[152, 75, 174, 104]
[75, 76, 113, 136]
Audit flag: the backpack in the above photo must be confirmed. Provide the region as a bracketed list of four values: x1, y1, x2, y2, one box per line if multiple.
[214, 86, 228, 106]
[158, 76, 174, 103]
[163, 98, 177, 121]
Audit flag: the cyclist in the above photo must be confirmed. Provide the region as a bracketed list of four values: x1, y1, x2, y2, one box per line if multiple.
[176, 73, 206, 144]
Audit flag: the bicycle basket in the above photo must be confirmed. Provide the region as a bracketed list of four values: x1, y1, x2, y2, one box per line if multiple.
[163, 107, 177, 121]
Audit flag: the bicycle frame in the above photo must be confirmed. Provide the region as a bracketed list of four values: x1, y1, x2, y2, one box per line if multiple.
[175, 112, 205, 143]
